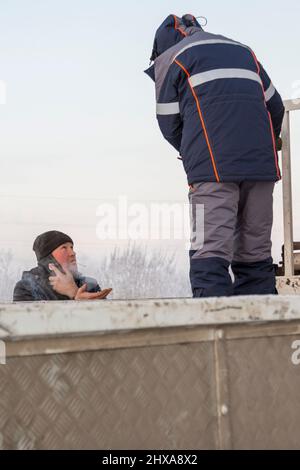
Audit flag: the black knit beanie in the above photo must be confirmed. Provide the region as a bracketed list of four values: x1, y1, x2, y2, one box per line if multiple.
[33, 231, 73, 261]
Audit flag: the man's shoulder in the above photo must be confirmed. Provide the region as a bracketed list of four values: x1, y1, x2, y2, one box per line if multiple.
[13, 266, 47, 301]
[13, 276, 35, 301]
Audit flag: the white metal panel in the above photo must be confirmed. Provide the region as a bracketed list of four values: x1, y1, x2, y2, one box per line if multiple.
[1, 295, 300, 340]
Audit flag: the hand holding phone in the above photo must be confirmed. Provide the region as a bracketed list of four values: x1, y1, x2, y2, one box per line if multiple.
[48, 263, 78, 299]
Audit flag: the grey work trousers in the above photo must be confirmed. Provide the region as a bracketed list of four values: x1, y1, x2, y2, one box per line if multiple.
[189, 181, 277, 297]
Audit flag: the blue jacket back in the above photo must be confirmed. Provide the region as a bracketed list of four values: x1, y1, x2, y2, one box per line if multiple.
[146, 15, 285, 184]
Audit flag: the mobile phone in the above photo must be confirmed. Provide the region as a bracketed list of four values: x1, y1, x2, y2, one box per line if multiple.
[48, 255, 65, 275]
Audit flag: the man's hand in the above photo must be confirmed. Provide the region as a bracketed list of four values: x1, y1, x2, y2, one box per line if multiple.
[75, 285, 113, 300]
[48, 264, 78, 299]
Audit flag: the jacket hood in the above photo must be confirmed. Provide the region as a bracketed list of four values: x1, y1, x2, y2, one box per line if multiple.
[20, 255, 58, 282]
[144, 14, 202, 81]
[21, 267, 40, 281]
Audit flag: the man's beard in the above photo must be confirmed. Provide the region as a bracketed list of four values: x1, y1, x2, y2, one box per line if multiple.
[67, 261, 78, 275]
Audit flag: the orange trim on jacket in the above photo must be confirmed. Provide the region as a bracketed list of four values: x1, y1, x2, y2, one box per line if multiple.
[174, 59, 220, 183]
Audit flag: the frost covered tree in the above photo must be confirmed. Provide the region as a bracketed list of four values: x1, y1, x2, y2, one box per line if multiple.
[0, 250, 19, 302]
[94, 243, 191, 299]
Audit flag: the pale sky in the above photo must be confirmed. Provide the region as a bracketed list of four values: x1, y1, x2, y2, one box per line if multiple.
[0, 0, 299, 266]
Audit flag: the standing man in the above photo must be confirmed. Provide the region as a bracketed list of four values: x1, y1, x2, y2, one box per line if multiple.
[145, 14, 284, 297]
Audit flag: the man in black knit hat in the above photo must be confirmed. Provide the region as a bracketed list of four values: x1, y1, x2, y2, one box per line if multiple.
[13, 230, 112, 301]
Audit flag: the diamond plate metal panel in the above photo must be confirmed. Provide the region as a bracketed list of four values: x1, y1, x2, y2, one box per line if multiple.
[227, 334, 300, 449]
[0, 342, 218, 450]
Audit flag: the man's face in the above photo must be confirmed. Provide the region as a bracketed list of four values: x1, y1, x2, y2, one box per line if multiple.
[51, 242, 77, 272]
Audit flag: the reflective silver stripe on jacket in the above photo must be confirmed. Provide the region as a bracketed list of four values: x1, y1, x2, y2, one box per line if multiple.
[156, 102, 180, 115]
[173, 39, 250, 61]
[264, 82, 276, 102]
[189, 68, 262, 88]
